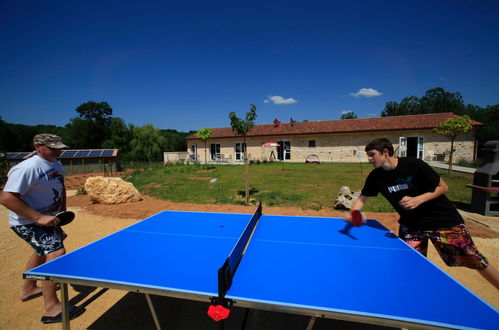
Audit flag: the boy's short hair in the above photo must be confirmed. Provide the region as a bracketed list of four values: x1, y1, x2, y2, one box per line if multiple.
[365, 138, 394, 156]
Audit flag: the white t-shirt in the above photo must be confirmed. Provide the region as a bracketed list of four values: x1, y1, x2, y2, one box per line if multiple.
[4, 155, 65, 226]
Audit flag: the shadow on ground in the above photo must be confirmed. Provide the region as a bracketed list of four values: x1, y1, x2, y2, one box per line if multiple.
[85, 292, 396, 330]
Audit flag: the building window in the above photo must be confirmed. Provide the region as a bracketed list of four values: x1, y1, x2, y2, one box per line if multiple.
[308, 140, 316, 148]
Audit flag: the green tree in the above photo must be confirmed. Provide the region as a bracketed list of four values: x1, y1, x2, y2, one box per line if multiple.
[102, 118, 134, 154]
[433, 115, 472, 174]
[381, 97, 421, 117]
[160, 129, 191, 152]
[420, 87, 465, 114]
[381, 88, 465, 117]
[229, 104, 257, 205]
[468, 104, 499, 150]
[196, 128, 213, 170]
[0, 116, 13, 152]
[400, 96, 422, 114]
[381, 101, 404, 117]
[67, 101, 113, 148]
[2, 122, 67, 151]
[340, 111, 358, 119]
[128, 124, 166, 162]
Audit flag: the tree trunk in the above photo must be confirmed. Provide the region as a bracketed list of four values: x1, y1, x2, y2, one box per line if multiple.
[244, 137, 249, 205]
[448, 138, 454, 175]
[204, 141, 208, 170]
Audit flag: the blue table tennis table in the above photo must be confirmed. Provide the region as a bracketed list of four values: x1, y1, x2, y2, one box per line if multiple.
[24, 204, 498, 329]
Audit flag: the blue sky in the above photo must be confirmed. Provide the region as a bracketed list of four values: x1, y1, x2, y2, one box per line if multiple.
[1, 1, 498, 132]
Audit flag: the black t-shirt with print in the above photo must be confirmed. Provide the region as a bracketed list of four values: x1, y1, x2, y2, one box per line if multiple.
[361, 157, 463, 230]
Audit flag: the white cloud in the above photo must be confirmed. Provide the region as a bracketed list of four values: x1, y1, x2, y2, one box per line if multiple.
[265, 95, 298, 104]
[349, 88, 382, 98]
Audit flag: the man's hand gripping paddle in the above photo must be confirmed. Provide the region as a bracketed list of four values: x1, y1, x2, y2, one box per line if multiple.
[55, 211, 75, 226]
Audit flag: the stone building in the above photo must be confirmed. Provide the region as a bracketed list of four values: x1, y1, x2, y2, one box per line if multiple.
[185, 113, 482, 164]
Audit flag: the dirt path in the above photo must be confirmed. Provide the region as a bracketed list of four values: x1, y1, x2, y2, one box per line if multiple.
[1, 180, 498, 329]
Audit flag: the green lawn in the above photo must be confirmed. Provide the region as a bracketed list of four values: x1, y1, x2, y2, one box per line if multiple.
[124, 162, 474, 212]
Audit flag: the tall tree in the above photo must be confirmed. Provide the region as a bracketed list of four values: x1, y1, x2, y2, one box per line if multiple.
[433, 115, 472, 174]
[469, 104, 499, 149]
[381, 101, 404, 117]
[0, 116, 13, 152]
[340, 111, 358, 119]
[399, 96, 422, 114]
[102, 118, 134, 154]
[68, 101, 113, 148]
[196, 128, 213, 170]
[229, 104, 257, 205]
[420, 87, 465, 114]
[161, 129, 191, 152]
[128, 124, 166, 162]
[381, 88, 465, 117]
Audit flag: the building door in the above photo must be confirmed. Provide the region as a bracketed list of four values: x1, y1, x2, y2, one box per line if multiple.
[277, 141, 291, 160]
[407, 137, 418, 158]
[190, 144, 198, 162]
[399, 136, 424, 159]
[234, 143, 246, 161]
[210, 144, 220, 160]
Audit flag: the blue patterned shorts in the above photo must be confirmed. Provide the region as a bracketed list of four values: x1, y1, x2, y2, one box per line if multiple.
[11, 224, 67, 256]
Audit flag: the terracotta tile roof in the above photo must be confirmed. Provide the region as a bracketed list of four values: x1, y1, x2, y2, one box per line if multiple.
[187, 112, 483, 139]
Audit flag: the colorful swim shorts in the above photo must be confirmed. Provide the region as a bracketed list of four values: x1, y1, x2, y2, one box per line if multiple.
[11, 224, 67, 256]
[398, 224, 488, 269]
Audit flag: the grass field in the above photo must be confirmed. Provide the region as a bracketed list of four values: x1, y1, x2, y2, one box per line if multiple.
[125, 162, 475, 212]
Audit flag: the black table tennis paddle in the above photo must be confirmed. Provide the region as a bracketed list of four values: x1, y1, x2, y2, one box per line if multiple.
[55, 211, 75, 226]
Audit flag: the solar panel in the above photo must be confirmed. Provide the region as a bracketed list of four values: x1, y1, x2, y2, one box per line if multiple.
[61, 150, 78, 157]
[75, 150, 91, 157]
[89, 150, 103, 156]
[7, 153, 30, 159]
[8, 149, 117, 159]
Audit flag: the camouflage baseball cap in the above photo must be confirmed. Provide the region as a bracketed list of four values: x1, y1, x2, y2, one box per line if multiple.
[33, 134, 69, 149]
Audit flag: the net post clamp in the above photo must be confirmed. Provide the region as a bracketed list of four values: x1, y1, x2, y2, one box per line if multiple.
[208, 297, 233, 321]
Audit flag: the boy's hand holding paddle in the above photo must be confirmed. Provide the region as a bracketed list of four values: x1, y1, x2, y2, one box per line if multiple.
[350, 209, 366, 227]
[343, 209, 366, 227]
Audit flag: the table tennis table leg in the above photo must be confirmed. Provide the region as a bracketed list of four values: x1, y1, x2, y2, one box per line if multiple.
[306, 316, 316, 330]
[145, 294, 162, 330]
[61, 283, 70, 330]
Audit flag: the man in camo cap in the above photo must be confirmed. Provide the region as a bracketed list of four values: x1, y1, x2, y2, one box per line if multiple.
[0, 134, 85, 323]
[33, 133, 69, 149]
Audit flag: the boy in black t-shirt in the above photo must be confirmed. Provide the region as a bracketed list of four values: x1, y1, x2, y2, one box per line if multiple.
[345, 138, 499, 290]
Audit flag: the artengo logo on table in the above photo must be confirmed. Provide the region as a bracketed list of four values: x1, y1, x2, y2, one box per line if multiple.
[24, 274, 48, 280]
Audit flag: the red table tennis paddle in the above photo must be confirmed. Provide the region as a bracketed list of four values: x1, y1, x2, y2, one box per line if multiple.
[351, 210, 366, 227]
[55, 211, 75, 226]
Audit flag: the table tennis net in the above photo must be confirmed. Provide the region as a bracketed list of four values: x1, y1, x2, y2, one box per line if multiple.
[217, 201, 262, 299]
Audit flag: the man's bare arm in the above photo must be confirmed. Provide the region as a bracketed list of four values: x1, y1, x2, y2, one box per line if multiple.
[0, 191, 59, 226]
